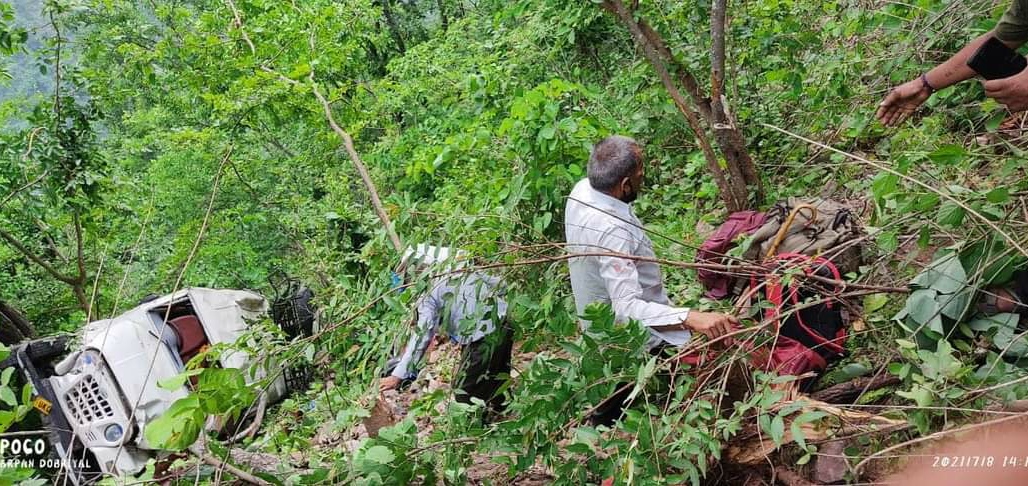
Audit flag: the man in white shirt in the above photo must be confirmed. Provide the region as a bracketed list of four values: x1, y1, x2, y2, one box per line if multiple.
[565, 135, 738, 423]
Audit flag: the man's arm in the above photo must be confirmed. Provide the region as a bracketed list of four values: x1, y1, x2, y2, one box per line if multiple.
[879, 0, 1028, 127]
[381, 289, 441, 391]
[596, 228, 737, 340]
[877, 32, 1000, 126]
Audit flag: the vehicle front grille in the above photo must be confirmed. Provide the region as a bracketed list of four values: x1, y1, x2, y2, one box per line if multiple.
[65, 375, 115, 426]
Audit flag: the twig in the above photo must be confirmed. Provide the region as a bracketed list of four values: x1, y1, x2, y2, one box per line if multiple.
[188, 445, 271, 486]
[0, 169, 48, 209]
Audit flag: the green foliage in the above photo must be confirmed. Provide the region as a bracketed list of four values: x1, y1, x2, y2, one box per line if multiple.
[3, 0, 1028, 483]
[896, 242, 1027, 352]
[0, 344, 33, 434]
[144, 366, 255, 451]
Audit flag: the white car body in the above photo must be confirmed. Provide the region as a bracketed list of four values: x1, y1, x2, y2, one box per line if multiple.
[46, 288, 288, 477]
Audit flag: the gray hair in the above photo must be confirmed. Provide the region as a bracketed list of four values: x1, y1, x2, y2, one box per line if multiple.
[587, 135, 642, 192]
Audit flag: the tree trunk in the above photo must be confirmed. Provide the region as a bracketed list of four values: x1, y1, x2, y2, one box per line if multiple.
[600, 0, 762, 211]
[436, 0, 448, 31]
[0, 300, 36, 345]
[0, 223, 91, 315]
[709, 0, 763, 203]
[378, 0, 406, 54]
[601, 0, 743, 212]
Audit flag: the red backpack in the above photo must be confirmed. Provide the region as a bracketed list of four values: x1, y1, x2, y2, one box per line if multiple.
[692, 202, 860, 390]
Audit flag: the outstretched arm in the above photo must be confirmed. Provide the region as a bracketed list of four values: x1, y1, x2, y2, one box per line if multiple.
[877, 32, 1000, 126]
[381, 290, 441, 391]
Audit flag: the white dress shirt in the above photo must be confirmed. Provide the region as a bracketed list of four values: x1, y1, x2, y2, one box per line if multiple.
[564, 178, 691, 348]
[391, 272, 507, 379]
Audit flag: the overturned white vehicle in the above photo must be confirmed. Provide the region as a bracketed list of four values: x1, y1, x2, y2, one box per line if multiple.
[6, 286, 315, 484]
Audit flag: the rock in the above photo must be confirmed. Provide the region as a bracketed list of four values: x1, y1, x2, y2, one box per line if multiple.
[362, 397, 397, 438]
[695, 219, 716, 239]
[813, 439, 848, 484]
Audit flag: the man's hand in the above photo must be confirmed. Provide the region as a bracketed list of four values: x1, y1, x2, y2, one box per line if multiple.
[683, 311, 739, 341]
[983, 68, 1028, 112]
[379, 375, 402, 392]
[877, 78, 932, 127]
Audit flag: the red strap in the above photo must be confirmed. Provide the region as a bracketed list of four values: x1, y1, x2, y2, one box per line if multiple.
[765, 254, 846, 354]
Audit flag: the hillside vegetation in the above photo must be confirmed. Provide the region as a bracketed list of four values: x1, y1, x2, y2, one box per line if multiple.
[2, 0, 1028, 484]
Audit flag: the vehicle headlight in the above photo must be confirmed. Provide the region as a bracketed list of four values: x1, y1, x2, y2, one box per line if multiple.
[104, 424, 124, 443]
[79, 349, 103, 368]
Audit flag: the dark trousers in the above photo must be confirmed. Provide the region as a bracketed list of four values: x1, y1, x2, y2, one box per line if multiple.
[454, 321, 514, 416]
[589, 345, 669, 427]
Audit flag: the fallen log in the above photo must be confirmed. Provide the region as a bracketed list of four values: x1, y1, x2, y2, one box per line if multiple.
[811, 374, 900, 404]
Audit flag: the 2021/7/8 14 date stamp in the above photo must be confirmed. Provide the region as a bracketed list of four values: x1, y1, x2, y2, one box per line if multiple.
[933, 455, 1028, 468]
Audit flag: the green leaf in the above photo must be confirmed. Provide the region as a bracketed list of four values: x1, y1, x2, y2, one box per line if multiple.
[911, 254, 967, 294]
[863, 293, 888, 313]
[970, 313, 1028, 357]
[986, 187, 1010, 204]
[927, 145, 965, 165]
[939, 288, 972, 321]
[769, 415, 785, 447]
[985, 109, 1007, 132]
[627, 356, 657, 402]
[157, 368, 204, 390]
[897, 385, 933, 407]
[840, 363, 870, 379]
[790, 411, 828, 450]
[144, 397, 203, 450]
[918, 340, 962, 380]
[365, 445, 396, 465]
[871, 173, 898, 199]
[905, 289, 940, 325]
[573, 426, 600, 447]
[0, 410, 13, 432]
[936, 201, 965, 227]
[0, 387, 15, 407]
[876, 230, 899, 253]
[889, 362, 912, 380]
[968, 313, 1019, 332]
[1, 367, 12, 386]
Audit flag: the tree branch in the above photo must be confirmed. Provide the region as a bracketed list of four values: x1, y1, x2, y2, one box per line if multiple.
[601, 0, 744, 211]
[223, 0, 404, 254]
[309, 75, 403, 254]
[72, 211, 85, 283]
[0, 226, 77, 285]
[189, 445, 271, 486]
